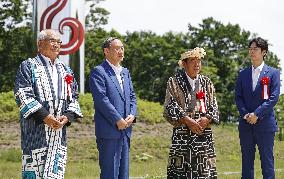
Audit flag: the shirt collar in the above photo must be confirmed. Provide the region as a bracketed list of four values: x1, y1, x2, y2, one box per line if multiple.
[106, 59, 122, 74]
[186, 74, 199, 82]
[40, 53, 59, 66]
[252, 61, 264, 72]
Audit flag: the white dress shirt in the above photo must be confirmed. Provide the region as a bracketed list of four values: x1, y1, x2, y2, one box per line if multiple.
[106, 59, 124, 91]
[186, 74, 199, 91]
[252, 62, 264, 91]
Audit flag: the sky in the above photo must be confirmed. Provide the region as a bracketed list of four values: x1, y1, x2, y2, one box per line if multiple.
[98, 0, 284, 93]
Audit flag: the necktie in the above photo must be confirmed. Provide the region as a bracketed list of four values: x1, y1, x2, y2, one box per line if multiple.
[252, 68, 260, 91]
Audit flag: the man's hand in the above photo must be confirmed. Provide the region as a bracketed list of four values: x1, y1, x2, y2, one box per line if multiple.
[243, 113, 250, 120]
[196, 117, 211, 130]
[181, 116, 203, 134]
[116, 118, 128, 130]
[246, 113, 258, 124]
[57, 115, 69, 128]
[43, 114, 62, 130]
[125, 115, 135, 127]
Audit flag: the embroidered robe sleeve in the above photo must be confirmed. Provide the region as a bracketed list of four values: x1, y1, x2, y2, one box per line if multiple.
[62, 67, 83, 124]
[163, 77, 187, 126]
[204, 78, 219, 124]
[14, 60, 49, 122]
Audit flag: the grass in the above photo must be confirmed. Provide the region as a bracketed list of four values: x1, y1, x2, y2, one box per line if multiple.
[1, 122, 284, 178]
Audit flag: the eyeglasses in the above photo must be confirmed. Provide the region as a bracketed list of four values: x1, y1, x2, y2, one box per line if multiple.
[248, 47, 260, 51]
[111, 46, 124, 52]
[45, 38, 62, 45]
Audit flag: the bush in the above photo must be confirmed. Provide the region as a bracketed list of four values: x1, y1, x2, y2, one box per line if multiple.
[78, 93, 94, 124]
[0, 91, 19, 122]
[137, 99, 165, 124]
[0, 92, 166, 124]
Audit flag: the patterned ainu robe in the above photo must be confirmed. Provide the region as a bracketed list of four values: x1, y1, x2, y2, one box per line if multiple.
[14, 54, 83, 179]
[163, 70, 219, 179]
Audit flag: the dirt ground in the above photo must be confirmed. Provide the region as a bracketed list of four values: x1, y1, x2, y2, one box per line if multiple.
[0, 121, 173, 150]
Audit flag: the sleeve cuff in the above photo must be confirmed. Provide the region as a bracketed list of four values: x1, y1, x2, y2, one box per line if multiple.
[29, 107, 50, 124]
[63, 112, 76, 127]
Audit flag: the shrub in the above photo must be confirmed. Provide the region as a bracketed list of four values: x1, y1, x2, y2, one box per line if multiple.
[137, 99, 165, 124]
[0, 92, 166, 124]
[78, 93, 94, 123]
[0, 91, 19, 122]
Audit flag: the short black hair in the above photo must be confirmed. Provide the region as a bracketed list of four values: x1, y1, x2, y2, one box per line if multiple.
[249, 37, 268, 53]
[101, 37, 118, 49]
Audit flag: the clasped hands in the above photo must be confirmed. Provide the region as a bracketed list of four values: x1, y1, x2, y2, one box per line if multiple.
[244, 113, 258, 124]
[44, 114, 69, 130]
[116, 115, 135, 130]
[181, 116, 211, 135]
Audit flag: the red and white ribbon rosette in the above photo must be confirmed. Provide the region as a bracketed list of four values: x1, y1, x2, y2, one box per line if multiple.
[196, 91, 206, 113]
[260, 76, 269, 99]
[64, 74, 73, 101]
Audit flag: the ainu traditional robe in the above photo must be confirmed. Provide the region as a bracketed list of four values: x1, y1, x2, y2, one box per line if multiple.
[164, 70, 219, 179]
[14, 54, 83, 178]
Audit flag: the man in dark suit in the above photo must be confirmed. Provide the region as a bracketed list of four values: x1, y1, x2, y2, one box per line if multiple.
[89, 37, 137, 179]
[235, 37, 280, 179]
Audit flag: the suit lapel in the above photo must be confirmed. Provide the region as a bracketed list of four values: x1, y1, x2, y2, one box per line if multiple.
[255, 64, 269, 92]
[102, 61, 125, 99]
[244, 67, 253, 93]
[121, 69, 128, 98]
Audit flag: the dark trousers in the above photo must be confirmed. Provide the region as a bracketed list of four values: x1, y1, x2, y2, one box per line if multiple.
[96, 135, 130, 179]
[239, 130, 275, 179]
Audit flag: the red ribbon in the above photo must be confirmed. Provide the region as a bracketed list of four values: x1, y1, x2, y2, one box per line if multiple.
[64, 74, 73, 100]
[196, 91, 206, 113]
[64, 74, 73, 84]
[260, 76, 269, 99]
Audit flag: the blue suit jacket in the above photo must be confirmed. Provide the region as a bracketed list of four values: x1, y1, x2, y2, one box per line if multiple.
[89, 60, 137, 139]
[235, 64, 280, 132]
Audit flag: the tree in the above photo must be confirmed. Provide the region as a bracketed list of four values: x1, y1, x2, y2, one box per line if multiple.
[0, 0, 31, 29]
[0, 0, 34, 91]
[85, 0, 110, 30]
[187, 17, 281, 121]
[124, 31, 191, 101]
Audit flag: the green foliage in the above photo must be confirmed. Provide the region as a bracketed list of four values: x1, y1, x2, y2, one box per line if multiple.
[124, 31, 191, 102]
[0, 91, 166, 125]
[275, 94, 284, 122]
[0, 149, 21, 162]
[0, 1, 282, 123]
[78, 93, 166, 124]
[137, 99, 164, 124]
[275, 94, 284, 140]
[85, 0, 110, 30]
[0, 27, 36, 91]
[78, 93, 94, 123]
[0, 91, 19, 122]
[0, 0, 30, 29]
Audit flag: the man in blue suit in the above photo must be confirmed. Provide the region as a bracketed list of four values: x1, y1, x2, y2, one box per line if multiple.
[235, 37, 280, 179]
[89, 37, 137, 179]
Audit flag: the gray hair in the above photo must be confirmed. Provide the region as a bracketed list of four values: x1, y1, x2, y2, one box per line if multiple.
[37, 29, 60, 41]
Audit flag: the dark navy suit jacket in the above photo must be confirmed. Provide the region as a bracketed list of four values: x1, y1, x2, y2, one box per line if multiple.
[89, 60, 137, 139]
[235, 64, 280, 132]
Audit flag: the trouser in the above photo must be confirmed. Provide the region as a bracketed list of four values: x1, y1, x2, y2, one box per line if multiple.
[96, 135, 130, 179]
[239, 130, 275, 179]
